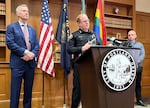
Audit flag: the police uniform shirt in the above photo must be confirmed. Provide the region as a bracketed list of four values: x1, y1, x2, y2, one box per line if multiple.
[68, 29, 97, 56]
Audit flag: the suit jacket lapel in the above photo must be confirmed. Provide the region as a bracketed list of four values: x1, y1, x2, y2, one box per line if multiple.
[16, 22, 25, 40]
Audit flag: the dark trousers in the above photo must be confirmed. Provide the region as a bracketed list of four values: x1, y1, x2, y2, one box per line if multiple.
[10, 64, 34, 108]
[135, 66, 143, 101]
[71, 63, 81, 108]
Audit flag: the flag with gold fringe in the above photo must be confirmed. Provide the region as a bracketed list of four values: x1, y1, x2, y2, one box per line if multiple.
[56, 0, 71, 76]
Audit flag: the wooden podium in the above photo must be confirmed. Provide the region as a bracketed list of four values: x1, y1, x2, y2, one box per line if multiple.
[76, 46, 139, 108]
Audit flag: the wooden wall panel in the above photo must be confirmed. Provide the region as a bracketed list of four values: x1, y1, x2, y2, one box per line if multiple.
[0, 64, 10, 108]
[0, 65, 10, 100]
[143, 59, 150, 75]
[0, 72, 8, 99]
[136, 12, 150, 42]
[136, 11, 150, 97]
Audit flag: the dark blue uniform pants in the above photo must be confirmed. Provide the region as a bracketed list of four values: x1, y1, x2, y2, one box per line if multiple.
[71, 63, 81, 108]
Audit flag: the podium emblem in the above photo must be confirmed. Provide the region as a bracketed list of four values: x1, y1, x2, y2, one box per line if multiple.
[101, 49, 136, 91]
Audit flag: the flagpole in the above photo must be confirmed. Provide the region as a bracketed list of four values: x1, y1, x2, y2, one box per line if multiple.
[42, 71, 45, 108]
[63, 71, 67, 108]
[81, 0, 86, 14]
[55, 0, 70, 107]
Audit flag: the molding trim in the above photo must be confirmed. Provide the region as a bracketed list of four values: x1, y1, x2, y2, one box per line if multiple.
[136, 11, 150, 16]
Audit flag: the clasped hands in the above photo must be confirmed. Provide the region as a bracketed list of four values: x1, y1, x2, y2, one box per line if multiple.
[21, 51, 35, 61]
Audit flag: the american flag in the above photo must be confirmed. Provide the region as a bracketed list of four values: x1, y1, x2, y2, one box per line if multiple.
[37, 0, 55, 77]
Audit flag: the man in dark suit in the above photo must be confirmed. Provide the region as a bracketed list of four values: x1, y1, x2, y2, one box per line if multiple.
[6, 4, 39, 108]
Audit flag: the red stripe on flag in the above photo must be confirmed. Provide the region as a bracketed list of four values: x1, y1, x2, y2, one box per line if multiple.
[39, 25, 52, 68]
[45, 53, 53, 72]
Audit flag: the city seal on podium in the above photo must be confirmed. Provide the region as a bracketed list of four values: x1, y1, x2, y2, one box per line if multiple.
[101, 49, 136, 91]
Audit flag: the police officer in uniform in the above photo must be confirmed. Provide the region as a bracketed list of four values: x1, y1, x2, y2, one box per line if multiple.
[68, 13, 98, 108]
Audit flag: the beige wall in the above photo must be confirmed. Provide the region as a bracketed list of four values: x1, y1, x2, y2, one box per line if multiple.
[136, 0, 150, 13]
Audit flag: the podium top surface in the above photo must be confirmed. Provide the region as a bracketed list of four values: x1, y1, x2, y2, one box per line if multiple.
[76, 45, 140, 63]
[91, 45, 140, 50]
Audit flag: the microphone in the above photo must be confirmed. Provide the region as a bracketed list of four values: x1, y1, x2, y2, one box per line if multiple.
[122, 40, 132, 47]
[88, 38, 96, 46]
[88, 34, 97, 46]
[107, 36, 122, 46]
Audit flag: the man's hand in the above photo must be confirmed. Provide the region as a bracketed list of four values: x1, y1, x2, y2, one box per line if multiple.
[81, 42, 91, 52]
[21, 51, 35, 61]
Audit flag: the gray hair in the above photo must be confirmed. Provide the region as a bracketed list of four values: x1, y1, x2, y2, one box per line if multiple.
[16, 4, 28, 15]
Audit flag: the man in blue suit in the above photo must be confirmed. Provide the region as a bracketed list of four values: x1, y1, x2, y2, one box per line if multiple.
[6, 4, 39, 108]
